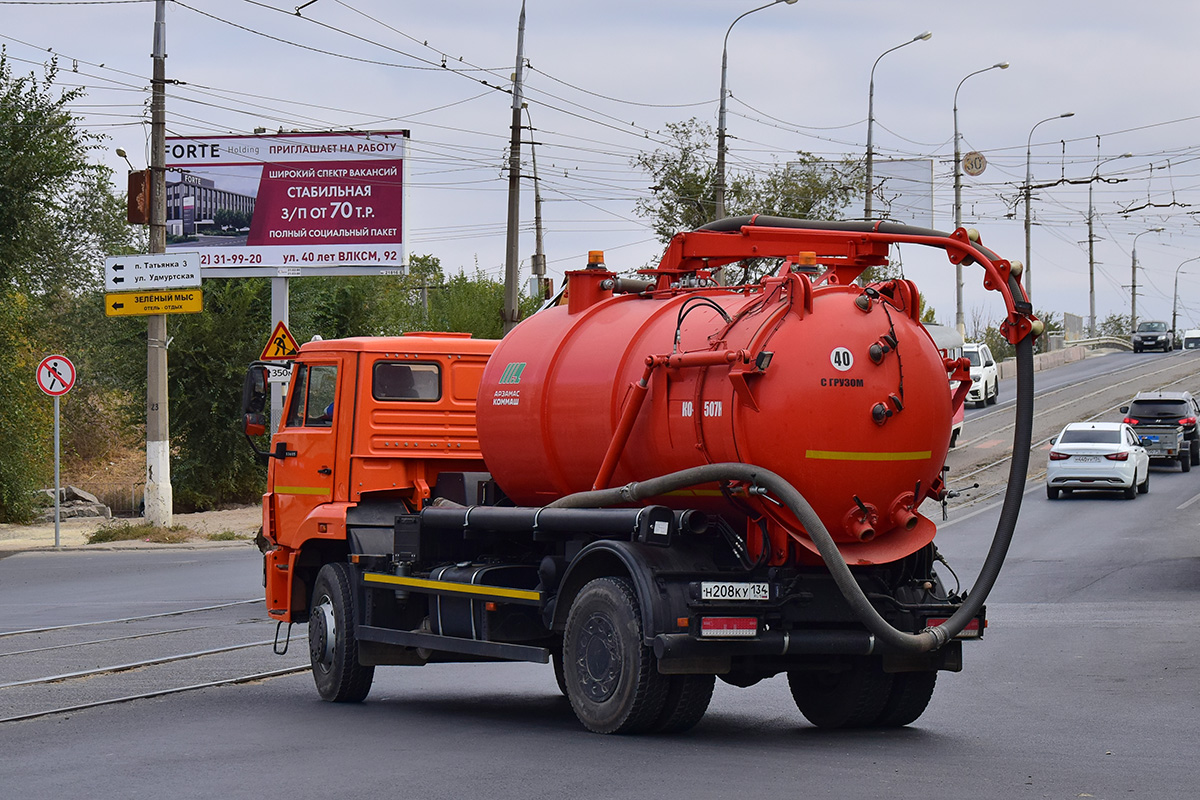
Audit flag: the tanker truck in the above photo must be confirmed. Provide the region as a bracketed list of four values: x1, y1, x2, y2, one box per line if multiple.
[240, 216, 1040, 734]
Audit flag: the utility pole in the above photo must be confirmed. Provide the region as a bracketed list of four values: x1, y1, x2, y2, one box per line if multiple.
[145, 0, 172, 527]
[526, 108, 546, 299]
[502, 1, 527, 335]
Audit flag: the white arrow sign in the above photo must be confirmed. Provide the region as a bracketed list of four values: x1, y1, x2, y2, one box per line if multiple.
[105, 252, 201, 292]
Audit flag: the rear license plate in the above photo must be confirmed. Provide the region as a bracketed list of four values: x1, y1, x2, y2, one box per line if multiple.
[1073, 456, 1101, 463]
[700, 582, 769, 601]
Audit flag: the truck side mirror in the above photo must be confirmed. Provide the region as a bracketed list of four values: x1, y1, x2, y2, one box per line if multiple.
[242, 364, 269, 416]
[243, 412, 267, 438]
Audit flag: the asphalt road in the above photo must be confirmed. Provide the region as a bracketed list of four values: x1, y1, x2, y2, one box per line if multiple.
[1, 353, 1198, 799]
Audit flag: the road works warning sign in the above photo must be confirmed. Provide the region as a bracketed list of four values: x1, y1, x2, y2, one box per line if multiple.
[260, 321, 301, 361]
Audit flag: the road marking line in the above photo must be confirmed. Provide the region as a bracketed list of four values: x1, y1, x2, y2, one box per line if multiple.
[1178, 491, 1200, 510]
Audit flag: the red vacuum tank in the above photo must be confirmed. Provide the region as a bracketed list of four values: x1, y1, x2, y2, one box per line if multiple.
[478, 241, 956, 567]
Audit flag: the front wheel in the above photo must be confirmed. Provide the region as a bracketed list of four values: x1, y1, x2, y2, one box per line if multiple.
[986, 379, 998, 405]
[562, 577, 668, 734]
[309, 562, 374, 703]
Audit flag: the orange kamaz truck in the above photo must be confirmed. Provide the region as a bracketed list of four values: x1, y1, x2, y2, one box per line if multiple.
[241, 217, 1040, 733]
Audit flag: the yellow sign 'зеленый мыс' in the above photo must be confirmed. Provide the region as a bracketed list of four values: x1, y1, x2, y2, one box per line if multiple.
[105, 290, 204, 317]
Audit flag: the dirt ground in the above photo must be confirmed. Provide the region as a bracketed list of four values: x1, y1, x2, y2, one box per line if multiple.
[0, 504, 262, 555]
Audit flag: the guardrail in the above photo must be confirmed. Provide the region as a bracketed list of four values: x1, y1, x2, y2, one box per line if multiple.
[1065, 337, 1133, 351]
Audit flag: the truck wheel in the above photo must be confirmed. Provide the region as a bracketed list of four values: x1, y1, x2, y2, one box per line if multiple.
[651, 674, 715, 733]
[309, 562, 374, 703]
[788, 658, 893, 728]
[874, 671, 937, 727]
[563, 577, 668, 734]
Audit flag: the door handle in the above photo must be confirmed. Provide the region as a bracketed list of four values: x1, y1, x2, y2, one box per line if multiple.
[317, 467, 332, 475]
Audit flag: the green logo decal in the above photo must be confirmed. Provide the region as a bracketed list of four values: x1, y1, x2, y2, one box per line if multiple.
[498, 362, 527, 385]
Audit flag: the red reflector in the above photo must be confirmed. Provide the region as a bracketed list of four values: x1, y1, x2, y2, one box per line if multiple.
[1104, 452, 1129, 461]
[700, 617, 757, 638]
[1049, 451, 1070, 460]
[1123, 417, 1138, 425]
[926, 617, 985, 639]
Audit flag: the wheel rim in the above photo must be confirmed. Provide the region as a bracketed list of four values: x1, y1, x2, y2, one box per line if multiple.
[309, 595, 337, 673]
[576, 612, 621, 702]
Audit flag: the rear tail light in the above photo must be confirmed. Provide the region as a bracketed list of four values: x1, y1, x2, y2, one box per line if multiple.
[700, 617, 758, 638]
[927, 617, 985, 639]
[1123, 417, 1138, 425]
[1049, 451, 1070, 460]
[1104, 452, 1129, 461]
[1180, 417, 1196, 426]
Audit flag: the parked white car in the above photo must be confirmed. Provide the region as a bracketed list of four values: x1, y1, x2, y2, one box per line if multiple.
[1183, 329, 1200, 350]
[1046, 422, 1150, 500]
[963, 343, 998, 407]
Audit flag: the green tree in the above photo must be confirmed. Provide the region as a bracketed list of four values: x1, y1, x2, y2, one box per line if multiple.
[1098, 312, 1131, 339]
[633, 117, 861, 245]
[0, 53, 138, 521]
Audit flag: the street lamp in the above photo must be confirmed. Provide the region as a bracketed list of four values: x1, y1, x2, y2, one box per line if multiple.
[1023, 112, 1074, 301]
[714, 0, 798, 222]
[1086, 151, 1132, 336]
[1130, 226, 1165, 332]
[952, 61, 1008, 336]
[1172, 256, 1200, 340]
[864, 30, 932, 220]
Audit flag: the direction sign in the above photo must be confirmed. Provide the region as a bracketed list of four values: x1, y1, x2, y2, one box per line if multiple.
[105, 252, 200, 292]
[260, 321, 301, 361]
[106, 289, 203, 317]
[37, 354, 76, 396]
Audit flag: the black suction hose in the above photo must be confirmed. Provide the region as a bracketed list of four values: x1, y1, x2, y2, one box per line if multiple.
[549, 295, 1036, 653]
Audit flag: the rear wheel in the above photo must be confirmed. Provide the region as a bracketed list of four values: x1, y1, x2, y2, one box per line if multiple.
[788, 658, 893, 729]
[1191, 440, 1199, 466]
[309, 562, 374, 703]
[1046, 486, 1060, 500]
[1138, 468, 1150, 494]
[875, 671, 937, 727]
[651, 674, 715, 733]
[1123, 481, 1137, 499]
[1181, 453, 1192, 473]
[563, 577, 668, 734]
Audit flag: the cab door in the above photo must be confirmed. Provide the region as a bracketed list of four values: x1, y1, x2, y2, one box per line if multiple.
[270, 359, 342, 547]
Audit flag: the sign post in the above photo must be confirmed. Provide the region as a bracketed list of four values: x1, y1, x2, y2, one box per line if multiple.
[37, 355, 77, 548]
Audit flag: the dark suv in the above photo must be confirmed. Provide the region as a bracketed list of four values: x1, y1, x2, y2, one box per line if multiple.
[1121, 391, 1200, 467]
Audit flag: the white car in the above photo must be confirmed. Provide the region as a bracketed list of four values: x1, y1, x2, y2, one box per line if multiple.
[1046, 422, 1150, 500]
[1183, 329, 1200, 350]
[963, 343, 998, 407]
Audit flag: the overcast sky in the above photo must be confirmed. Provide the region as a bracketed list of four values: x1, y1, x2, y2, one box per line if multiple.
[5, 0, 1200, 332]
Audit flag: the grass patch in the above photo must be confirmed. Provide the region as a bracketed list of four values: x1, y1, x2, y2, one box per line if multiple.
[87, 522, 194, 545]
[206, 531, 251, 541]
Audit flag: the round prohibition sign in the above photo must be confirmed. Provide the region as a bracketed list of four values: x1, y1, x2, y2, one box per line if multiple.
[37, 354, 76, 397]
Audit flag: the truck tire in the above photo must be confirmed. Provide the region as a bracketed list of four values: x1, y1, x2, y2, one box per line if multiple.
[788, 658, 893, 728]
[551, 644, 568, 697]
[309, 562, 374, 703]
[874, 670, 937, 727]
[651, 674, 715, 733]
[562, 577, 668, 734]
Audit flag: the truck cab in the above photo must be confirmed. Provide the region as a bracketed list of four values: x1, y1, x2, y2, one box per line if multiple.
[247, 334, 497, 622]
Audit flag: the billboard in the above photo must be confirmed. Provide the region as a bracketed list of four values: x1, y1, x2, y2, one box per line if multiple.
[164, 130, 409, 277]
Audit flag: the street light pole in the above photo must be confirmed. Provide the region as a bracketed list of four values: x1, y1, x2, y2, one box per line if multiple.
[1087, 151, 1131, 336]
[1023, 111, 1074, 303]
[714, 0, 797, 222]
[1172, 256, 1200, 339]
[864, 31, 932, 220]
[1130, 226, 1165, 332]
[953, 61, 1007, 336]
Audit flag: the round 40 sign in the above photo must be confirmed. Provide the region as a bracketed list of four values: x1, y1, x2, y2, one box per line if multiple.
[36, 354, 76, 397]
